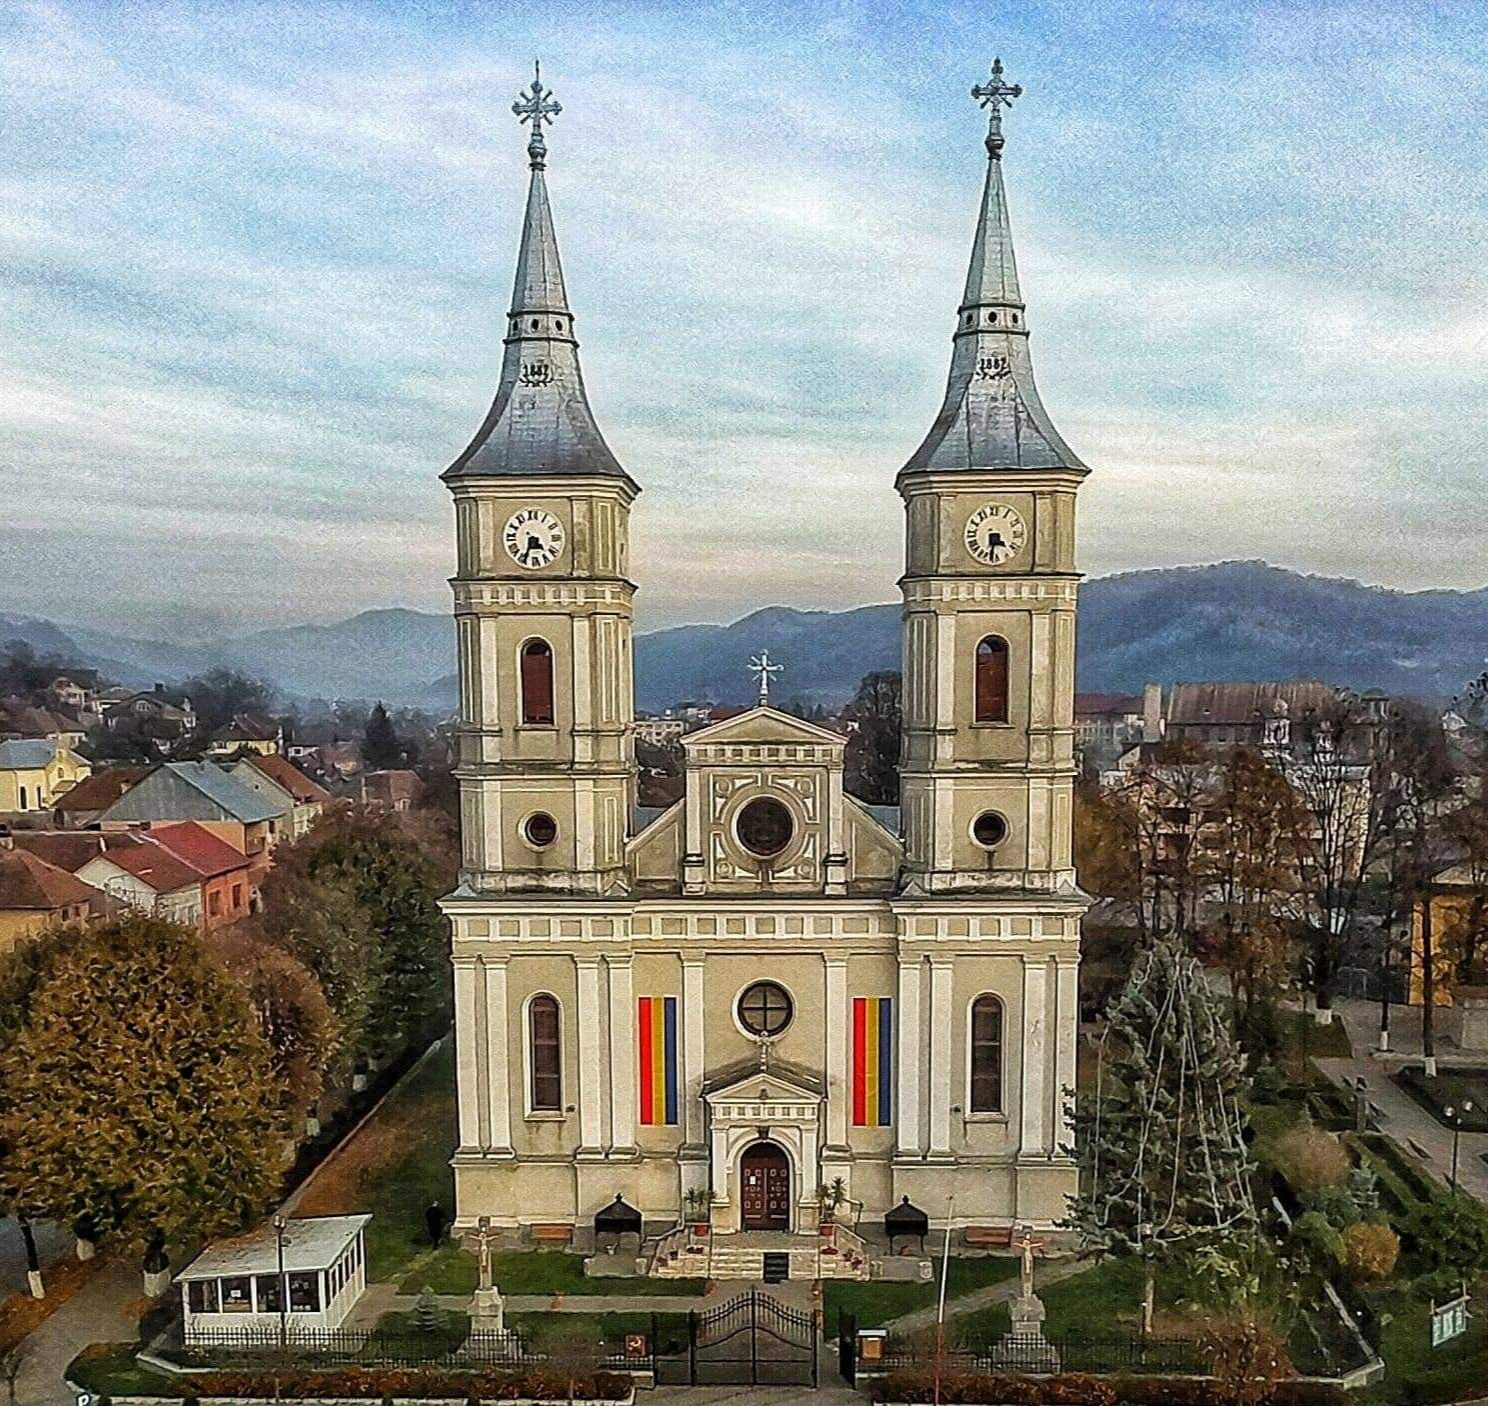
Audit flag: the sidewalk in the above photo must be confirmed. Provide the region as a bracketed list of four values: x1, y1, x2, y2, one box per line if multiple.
[1316, 998, 1488, 1206]
[11, 1258, 139, 1406]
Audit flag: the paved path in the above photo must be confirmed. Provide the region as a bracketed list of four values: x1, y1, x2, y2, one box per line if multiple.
[12, 1258, 138, 1406]
[1315, 996, 1488, 1206]
[882, 1258, 1085, 1334]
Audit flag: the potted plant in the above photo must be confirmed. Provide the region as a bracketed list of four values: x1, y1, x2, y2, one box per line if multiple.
[817, 1178, 847, 1247]
[684, 1188, 711, 1238]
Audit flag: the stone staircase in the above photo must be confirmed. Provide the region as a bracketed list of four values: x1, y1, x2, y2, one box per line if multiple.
[650, 1227, 872, 1281]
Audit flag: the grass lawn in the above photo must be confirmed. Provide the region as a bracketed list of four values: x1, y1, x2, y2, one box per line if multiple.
[822, 1255, 1018, 1330]
[951, 1258, 1147, 1351]
[68, 1344, 186, 1399]
[1364, 1288, 1488, 1405]
[373, 1305, 473, 1355]
[398, 1247, 707, 1296]
[294, 1041, 456, 1283]
[512, 1309, 690, 1355]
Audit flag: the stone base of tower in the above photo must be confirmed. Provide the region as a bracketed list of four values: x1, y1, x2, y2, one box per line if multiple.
[891, 1159, 1077, 1230]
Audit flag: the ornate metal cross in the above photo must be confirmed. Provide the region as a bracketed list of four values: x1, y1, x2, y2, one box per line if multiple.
[513, 61, 561, 167]
[749, 650, 784, 706]
[971, 57, 1022, 156]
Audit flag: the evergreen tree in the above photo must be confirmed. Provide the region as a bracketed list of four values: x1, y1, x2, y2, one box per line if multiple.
[843, 670, 901, 805]
[0, 917, 287, 1272]
[362, 701, 404, 769]
[1068, 935, 1257, 1330]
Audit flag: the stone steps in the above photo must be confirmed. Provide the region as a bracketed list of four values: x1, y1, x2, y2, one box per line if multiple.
[651, 1240, 870, 1281]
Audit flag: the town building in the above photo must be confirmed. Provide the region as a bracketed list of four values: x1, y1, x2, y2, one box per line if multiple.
[148, 821, 257, 925]
[229, 753, 332, 838]
[0, 738, 91, 814]
[440, 64, 1085, 1253]
[360, 768, 424, 813]
[99, 761, 287, 861]
[51, 766, 151, 828]
[206, 713, 284, 759]
[633, 716, 690, 748]
[0, 846, 100, 951]
[76, 833, 205, 930]
[102, 687, 197, 754]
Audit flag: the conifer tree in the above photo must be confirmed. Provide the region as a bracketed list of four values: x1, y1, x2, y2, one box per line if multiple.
[1068, 935, 1257, 1331]
[362, 701, 404, 769]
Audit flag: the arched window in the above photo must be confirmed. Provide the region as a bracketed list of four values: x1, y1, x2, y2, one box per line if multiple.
[970, 995, 1004, 1113]
[528, 994, 561, 1111]
[974, 636, 1009, 724]
[520, 639, 555, 725]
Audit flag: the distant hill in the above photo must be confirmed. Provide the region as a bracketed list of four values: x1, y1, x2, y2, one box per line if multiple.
[4, 562, 1484, 710]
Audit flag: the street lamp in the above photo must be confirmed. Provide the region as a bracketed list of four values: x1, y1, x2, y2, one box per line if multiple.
[1443, 1102, 1475, 1195]
[272, 1212, 288, 1350]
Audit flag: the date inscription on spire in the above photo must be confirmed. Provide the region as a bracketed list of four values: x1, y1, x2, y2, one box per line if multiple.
[971, 57, 1022, 157]
[513, 61, 562, 168]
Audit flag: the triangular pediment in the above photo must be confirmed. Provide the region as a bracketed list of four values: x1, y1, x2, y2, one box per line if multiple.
[683, 706, 845, 751]
[702, 1057, 824, 1104]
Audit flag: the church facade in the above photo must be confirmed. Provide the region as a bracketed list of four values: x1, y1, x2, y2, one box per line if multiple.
[441, 62, 1088, 1243]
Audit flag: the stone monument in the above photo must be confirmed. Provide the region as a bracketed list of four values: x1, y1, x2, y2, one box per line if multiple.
[989, 1224, 1060, 1372]
[470, 1216, 506, 1331]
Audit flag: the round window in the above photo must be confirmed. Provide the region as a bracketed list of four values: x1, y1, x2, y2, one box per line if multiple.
[972, 811, 1008, 850]
[736, 796, 794, 858]
[738, 980, 793, 1038]
[524, 812, 558, 848]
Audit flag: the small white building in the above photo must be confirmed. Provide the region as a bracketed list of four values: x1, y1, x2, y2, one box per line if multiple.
[178, 1214, 370, 1342]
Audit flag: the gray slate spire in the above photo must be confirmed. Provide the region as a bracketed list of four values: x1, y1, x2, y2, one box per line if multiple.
[899, 60, 1083, 479]
[444, 65, 630, 484]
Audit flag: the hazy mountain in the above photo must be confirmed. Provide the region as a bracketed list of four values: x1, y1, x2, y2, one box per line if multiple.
[5, 562, 1484, 711]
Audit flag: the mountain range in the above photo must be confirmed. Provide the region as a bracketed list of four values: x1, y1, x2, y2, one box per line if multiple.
[3, 562, 1483, 713]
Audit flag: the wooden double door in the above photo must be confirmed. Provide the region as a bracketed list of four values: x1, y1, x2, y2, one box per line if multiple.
[739, 1141, 790, 1230]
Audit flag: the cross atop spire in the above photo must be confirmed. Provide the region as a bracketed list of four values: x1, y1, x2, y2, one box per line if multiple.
[513, 61, 562, 169]
[749, 651, 784, 706]
[971, 57, 1022, 158]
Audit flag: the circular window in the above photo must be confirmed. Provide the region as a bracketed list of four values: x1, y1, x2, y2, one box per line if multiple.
[738, 980, 793, 1038]
[971, 811, 1008, 850]
[736, 796, 794, 859]
[523, 812, 558, 848]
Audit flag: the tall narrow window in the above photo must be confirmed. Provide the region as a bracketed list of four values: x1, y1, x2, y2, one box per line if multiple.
[529, 994, 561, 1111]
[974, 636, 1009, 723]
[970, 995, 1004, 1113]
[521, 639, 555, 724]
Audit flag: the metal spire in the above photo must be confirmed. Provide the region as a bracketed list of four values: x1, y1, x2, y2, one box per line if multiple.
[443, 64, 633, 485]
[513, 61, 561, 169]
[971, 57, 1022, 158]
[897, 61, 1084, 479]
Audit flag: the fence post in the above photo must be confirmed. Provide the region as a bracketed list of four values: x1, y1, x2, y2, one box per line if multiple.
[812, 1308, 820, 1388]
[750, 1292, 758, 1385]
[688, 1308, 698, 1384]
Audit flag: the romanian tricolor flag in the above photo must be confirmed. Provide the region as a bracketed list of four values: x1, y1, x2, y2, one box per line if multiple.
[852, 996, 894, 1127]
[637, 995, 679, 1126]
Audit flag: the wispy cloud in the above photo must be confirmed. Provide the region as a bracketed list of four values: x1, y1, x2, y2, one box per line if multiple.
[0, 0, 1483, 641]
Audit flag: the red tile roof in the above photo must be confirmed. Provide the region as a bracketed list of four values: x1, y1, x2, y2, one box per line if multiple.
[52, 768, 150, 815]
[147, 821, 250, 878]
[0, 848, 99, 911]
[12, 830, 113, 873]
[1075, 693, 1144, 717]
[92, 834, 202, 894]
[248, 754, 331, 805]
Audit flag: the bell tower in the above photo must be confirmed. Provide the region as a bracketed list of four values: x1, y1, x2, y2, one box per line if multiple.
[443, 66, 639, 897]
[897, 60, 1086, 897]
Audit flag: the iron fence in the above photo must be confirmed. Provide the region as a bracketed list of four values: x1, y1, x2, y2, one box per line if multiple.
[871, 1331, 1212, 1378]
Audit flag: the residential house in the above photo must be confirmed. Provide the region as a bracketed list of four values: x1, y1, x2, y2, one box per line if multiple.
[52, 766, 151, 827]
[76, 833, 204, 929]
[47, 670, 102, 721]
[228, 754, 331, 838]
[359, 769, 423, 813]
[315, 742, 364, 785]
[632, 715, 689, 747]
[0, 698, 87, 748]
[206, 713, 283, 759]
[0, 739, 91, 814]
[0, 846, 100, 951]
[1161, 681, 1339, 752]
[103, 687, 197, 753]
[99, 761, 288, 861]
[148, 821, 256, 925]
[1073, 692, 1144, 768]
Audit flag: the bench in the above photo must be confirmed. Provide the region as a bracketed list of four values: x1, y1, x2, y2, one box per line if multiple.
[531, 1223, 574, 1246]
[964, 1225, 1015, 1249]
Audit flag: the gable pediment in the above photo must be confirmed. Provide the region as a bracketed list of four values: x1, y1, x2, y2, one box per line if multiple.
[702, 1056, 824, 1105]
[684, 706, 845, 757]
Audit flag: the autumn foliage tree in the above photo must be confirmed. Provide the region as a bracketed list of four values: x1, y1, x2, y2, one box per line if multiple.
[0, 916, 287, 1274]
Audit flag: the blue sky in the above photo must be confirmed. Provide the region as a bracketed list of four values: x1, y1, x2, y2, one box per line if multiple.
[2, 0, 1484, 640]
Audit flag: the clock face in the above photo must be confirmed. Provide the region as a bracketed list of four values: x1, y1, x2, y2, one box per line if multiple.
[964, 502, 1027, 566]
[503, 507, 565, 570]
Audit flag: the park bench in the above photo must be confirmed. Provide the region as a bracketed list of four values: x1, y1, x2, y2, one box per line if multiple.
[963, 1225, 1015, 1249]
[531, 1222, 574, 1246]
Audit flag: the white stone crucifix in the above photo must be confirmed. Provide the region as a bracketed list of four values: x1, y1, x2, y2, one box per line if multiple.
[749, 651, 784, 706]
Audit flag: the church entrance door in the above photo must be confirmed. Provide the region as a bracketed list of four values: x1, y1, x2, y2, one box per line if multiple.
[739, 1142, 790, 1230]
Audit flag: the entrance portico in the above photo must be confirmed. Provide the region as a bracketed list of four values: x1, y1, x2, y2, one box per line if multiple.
[702, 1059, 823, 1234]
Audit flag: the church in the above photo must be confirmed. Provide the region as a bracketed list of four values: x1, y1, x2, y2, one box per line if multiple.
[440, 60, 1088, 1258]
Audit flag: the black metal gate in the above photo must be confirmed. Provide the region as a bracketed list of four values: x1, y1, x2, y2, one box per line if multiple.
[654, 1289, 819, 1386]
[837, 1308, 858, 1385]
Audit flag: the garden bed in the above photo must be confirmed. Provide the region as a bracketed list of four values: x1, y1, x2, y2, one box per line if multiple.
[1392, 1066, 1488, 1133]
